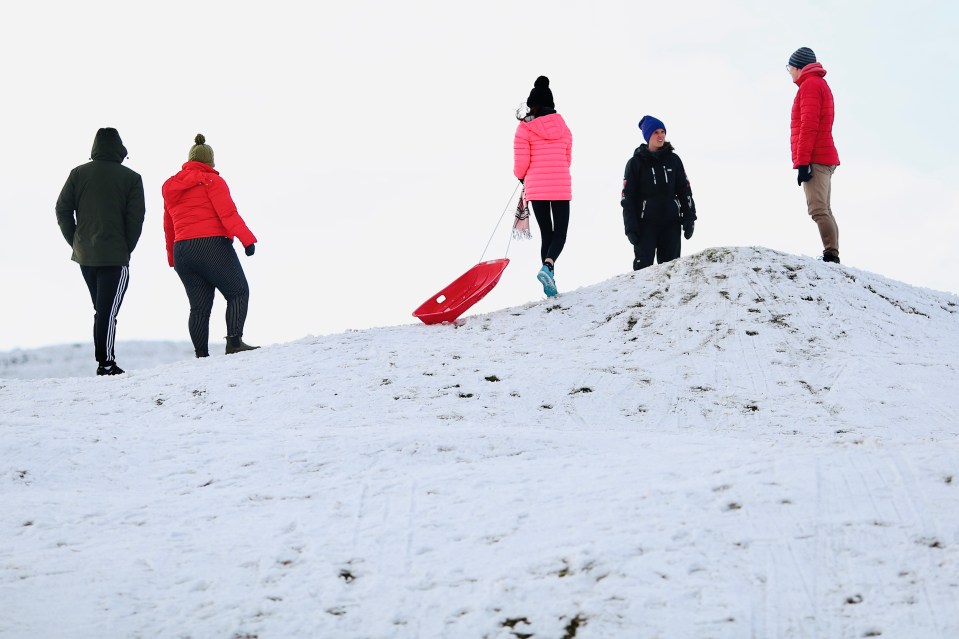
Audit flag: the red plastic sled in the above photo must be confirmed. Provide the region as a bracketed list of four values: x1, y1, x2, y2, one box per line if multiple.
[413, 258, 510, 325]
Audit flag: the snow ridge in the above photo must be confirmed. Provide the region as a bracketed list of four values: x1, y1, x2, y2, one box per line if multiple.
[2, 247, 958, 639]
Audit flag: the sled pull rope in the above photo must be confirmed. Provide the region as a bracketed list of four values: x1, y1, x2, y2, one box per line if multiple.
[479, 182, 522, 263]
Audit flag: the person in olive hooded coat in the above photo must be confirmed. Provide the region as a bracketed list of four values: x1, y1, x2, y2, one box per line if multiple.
[56, 127, 145, 376]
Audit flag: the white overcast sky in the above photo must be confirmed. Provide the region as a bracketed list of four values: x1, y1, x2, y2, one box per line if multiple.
[1, 0, 957, 351]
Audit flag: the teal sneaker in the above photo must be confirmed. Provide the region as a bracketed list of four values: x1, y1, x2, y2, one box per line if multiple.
[537, 264, 558, 297]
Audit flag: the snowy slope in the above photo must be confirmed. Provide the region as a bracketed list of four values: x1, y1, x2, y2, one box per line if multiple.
[2, 247, 958, 639]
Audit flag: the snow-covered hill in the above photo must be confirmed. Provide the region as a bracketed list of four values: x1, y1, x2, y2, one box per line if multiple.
[2, 247, 958, 638]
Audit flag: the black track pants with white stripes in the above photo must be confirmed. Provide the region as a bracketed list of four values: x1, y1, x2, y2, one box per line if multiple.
[80, 265, 129, 365]
[173, 236, 250, 353]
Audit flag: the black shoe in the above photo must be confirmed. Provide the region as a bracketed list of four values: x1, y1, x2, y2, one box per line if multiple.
[225, 336, 260, 355]
[96, 362, 125, 376]
[823, 251, 840, 264]
[195, 349, 209, 358]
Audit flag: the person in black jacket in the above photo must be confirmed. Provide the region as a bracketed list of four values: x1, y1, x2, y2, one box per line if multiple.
[56, 128, 146, 376]
[620, 115, 696, 270]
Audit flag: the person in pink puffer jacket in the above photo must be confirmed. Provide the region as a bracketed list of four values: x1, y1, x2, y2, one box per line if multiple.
[514, 76, 572, 297]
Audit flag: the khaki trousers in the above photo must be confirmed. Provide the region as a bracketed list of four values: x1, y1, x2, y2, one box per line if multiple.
[802, 164, 839, 255]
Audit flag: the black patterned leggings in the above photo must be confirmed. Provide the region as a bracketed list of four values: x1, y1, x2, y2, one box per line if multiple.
[173, 236, 250, 352]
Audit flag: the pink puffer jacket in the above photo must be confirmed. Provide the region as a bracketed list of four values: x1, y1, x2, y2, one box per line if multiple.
[513, 113, 572, 201]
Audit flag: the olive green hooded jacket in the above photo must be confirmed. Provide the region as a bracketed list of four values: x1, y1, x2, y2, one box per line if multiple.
[55, 128, 146, 266]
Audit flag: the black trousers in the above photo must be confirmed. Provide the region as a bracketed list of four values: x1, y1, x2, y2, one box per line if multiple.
[531, 200, 570, 264]
[633, 221, 682, 270]
[80, 265, 129, 365]
[173, 237, 250, 353]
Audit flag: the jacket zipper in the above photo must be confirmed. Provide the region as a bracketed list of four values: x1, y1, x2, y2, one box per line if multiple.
[641, 161, 677, 219]
[651, 164, 669, 184]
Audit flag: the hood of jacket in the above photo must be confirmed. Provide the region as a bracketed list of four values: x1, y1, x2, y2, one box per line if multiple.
[90, 128, 128, 163]
[162, 161, 220, 201]
[795, 62, 827, 85]
[634, 141, 675, 161]
[522, 112, 569, 141]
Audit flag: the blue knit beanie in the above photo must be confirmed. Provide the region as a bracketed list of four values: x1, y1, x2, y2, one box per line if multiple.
[638, 115, 666, 142]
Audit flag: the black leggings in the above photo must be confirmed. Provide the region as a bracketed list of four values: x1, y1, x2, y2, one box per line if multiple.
[173, 237, 250, 352]
[531, 200, 570, 264]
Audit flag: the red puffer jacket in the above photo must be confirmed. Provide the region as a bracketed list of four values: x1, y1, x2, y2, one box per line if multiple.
[791, 63, 840, 168]
[514, 113, 573, 201]
[162, 161, 257, 266]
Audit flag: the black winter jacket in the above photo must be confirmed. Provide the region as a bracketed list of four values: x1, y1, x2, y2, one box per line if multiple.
[55, 128, 146, 267]
[620, 142, 696, 244]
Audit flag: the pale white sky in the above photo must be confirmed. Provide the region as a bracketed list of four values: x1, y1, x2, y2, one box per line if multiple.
[2, 0, 957, 351]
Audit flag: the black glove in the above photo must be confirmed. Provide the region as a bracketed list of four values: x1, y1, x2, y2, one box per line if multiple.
[245, 243, 256, 256]
[797, 165, 812, 186]
[683, 220, 695, 240]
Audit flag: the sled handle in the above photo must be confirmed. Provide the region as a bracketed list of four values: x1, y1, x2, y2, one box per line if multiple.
[479, 182, 522, 263]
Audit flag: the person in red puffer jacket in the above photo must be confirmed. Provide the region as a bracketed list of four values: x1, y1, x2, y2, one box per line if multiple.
[162, 134, 259, 357]
[788, 47, 841, 264]
[514, 75, 573, 298]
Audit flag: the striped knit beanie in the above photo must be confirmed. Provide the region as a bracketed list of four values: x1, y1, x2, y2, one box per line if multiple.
[188, 133, 215, 167]
[788, 47, 817, 69]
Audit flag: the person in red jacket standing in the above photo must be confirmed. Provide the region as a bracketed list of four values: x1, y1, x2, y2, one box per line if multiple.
[788, 47, 841, 263]
[162, 134, 259, 357]
[514, 76, 573, 297]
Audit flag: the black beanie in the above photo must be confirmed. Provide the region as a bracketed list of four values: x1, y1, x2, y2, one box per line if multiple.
[788, 47, 817, 69]
[526, 76, 555, 109]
